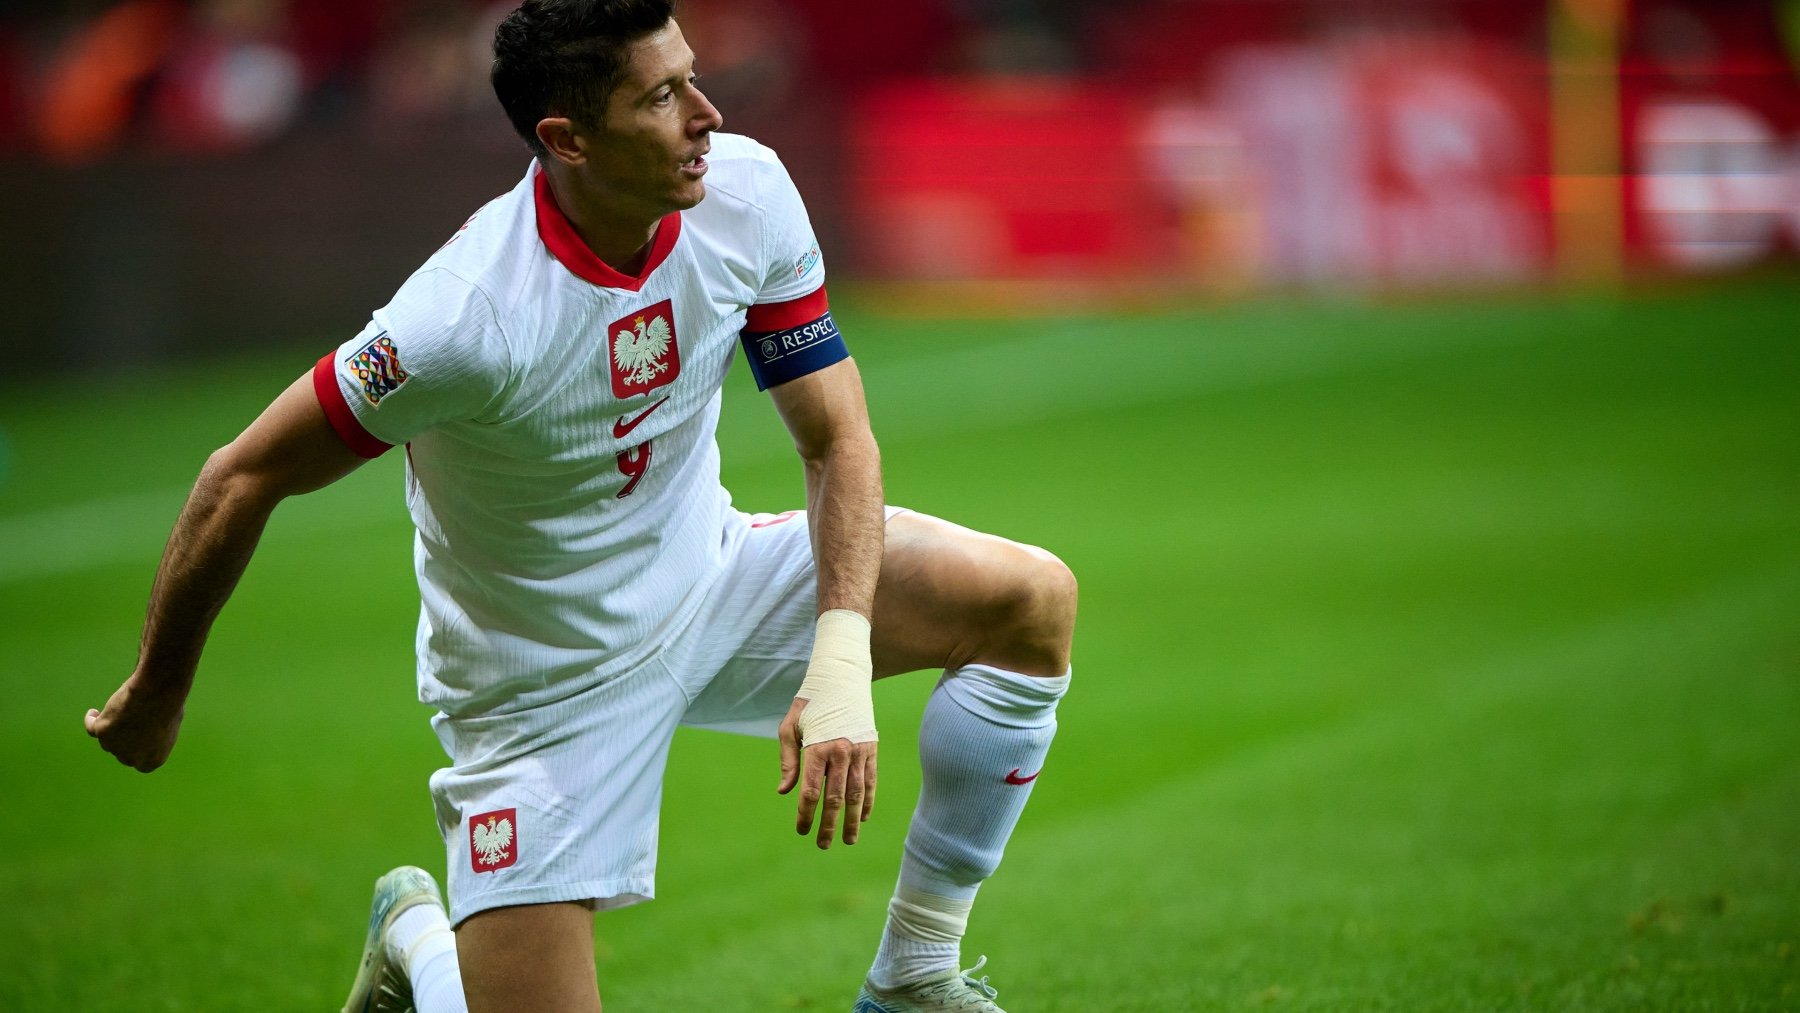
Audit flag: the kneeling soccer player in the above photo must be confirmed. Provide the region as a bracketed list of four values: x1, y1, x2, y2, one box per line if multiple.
[85, 3, 1076, 1011]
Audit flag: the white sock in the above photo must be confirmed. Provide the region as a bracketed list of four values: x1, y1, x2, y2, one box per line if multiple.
[390, 904, 468, 1013]
[870, 887, 972, 989]
[869, 665, 1069, 989]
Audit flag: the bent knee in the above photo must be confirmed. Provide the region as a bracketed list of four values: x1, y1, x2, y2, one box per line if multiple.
[1015, 544, 1078, 638]
[876, 514, 1077, 678]
[977, 543, 1077, 676]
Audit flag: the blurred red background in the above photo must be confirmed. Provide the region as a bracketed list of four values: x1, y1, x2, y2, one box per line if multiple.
[0, 0, 1794, 371]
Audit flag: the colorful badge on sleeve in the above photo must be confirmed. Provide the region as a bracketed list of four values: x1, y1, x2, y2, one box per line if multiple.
[346, 332, 410, 406]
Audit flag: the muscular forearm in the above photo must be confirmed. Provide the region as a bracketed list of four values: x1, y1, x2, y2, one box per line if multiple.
[783, 427, 884, 843]
[134, 453, 280, 691]
[769, 363, 884, 845]
[89, 371, 364, 771]
[802, 430, 883, 618]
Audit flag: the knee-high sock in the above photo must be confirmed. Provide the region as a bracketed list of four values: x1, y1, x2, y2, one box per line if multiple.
[868, 664, 1069, 989]
[390, 904, 469, 1013]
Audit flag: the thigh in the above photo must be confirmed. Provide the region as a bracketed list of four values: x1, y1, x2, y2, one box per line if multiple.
[677, 509, 828, 737]
[678, 506, 916, 736]
[871, 511, 1072, 678]
[430, 661, 688, 926]
[680, 508, 1067, 740]
[456, 901, 600, 1013]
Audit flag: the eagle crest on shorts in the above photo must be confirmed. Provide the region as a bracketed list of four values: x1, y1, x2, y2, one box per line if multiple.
[607, 299, 681, 398]
[469, 808, 518, 871]
[473, 817, 513, 864]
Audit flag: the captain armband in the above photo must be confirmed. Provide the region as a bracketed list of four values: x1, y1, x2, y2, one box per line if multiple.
[740, 311, 850, 391]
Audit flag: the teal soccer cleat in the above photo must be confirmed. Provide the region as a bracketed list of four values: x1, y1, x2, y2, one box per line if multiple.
[853, 955, 1007, 1012]
[340, 866, 446, 1013]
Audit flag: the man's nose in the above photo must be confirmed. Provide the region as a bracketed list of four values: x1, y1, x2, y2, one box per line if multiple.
[692, 90, 723, 134]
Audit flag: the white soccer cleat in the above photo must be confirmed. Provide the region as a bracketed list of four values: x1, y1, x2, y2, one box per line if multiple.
[853, 955, 1008, 1012]
[340, 865, 446, 1013]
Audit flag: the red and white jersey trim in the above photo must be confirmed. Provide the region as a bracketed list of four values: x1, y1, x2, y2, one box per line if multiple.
[534, 169, 681, 292]
[744, 285, 829, 332]
[312, 353, 391, 459]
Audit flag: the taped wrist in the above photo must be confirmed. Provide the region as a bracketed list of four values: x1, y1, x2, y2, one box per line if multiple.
[796, 609, 878, 747]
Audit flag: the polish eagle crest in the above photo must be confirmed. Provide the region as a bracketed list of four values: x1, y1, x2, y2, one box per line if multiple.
[472, 814, 514, 866]
[613, 313, 673, 388]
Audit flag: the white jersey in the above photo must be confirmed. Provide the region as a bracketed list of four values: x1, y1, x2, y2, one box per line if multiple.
[312, 133, 843, 719]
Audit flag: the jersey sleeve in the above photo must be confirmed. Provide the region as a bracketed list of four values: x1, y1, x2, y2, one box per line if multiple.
[312, 268, 509, 456]
[739, 153, 848, 391]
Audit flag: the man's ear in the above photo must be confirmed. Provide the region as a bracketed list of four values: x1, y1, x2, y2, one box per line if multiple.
[536, 117, 586, 166]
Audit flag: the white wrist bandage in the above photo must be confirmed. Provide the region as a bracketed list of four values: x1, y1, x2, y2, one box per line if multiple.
[795, 609, 878, 747]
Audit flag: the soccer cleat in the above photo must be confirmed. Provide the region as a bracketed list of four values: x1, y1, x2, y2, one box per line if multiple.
[853, 955, 1007, 1012]
[340, 865, 445, 1013]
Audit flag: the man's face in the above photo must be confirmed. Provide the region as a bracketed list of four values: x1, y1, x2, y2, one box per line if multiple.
[583, 21, 722, 219]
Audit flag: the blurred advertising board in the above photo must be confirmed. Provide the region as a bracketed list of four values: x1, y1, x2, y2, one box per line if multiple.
[847, 0, 1797, 290]
[1622, 0, 1798, 271]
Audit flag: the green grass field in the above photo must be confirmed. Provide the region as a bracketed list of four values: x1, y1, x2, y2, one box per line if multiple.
[3, 275, 1796, 1010]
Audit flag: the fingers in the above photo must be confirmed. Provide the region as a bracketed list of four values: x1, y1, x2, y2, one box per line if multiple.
[794, 739, 881, 849]
[840, 743, 877, 844]
[841, 752, 865, 846]
[796, 740, 826, 838]
[86, 698, 174, 773]
[776, 701, 804, 795]
[814, 743, 845, 849]
[781, 699, 879, 850]
[862, 749, 878, 822]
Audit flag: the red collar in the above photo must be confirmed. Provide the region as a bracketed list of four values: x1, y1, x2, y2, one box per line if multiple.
[533, 168, 681, 291]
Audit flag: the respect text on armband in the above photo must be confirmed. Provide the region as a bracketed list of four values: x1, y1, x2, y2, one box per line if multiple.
[740, 312, 850, 390]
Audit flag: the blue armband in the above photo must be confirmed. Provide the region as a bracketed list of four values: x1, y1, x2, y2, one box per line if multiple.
[740, 312, 850, 391]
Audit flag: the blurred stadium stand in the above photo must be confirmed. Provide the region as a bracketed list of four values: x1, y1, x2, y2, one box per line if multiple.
[0, 0, 1794, 374]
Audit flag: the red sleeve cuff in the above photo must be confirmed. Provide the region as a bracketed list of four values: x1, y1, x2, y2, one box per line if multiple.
[312, 353, 393, 459]
[744, 285, 829, 333]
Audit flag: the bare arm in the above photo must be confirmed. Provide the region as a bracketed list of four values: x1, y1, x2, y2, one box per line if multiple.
[768, 357, 885, 848]
[769, 357, 884, 619]
[85, 371, 371, 771]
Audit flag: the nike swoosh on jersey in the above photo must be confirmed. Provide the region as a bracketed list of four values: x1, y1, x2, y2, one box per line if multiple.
[1004, 768, 1040, 785]
[612, 396, 670, 439]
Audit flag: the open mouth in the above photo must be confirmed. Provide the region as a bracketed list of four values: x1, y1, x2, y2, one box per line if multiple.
[681, 153, 708, 176]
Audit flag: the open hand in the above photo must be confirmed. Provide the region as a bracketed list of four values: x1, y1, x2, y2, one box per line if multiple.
[777, 696, 878, 849]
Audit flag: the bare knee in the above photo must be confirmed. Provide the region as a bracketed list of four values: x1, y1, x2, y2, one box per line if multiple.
[973, 543, 1077, 676]
[873, 514, 1078, 678]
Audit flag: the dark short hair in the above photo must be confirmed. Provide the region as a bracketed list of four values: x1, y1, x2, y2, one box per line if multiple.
[491, 0, 677, 154]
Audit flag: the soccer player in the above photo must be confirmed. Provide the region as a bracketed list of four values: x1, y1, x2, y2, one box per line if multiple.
[83, 2, 1076, 1011]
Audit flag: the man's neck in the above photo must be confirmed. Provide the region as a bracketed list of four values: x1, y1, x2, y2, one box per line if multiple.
[544, 170, 663, 276]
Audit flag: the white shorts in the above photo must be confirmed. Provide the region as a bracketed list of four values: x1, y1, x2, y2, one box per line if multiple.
[427, 506, 904, 926]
